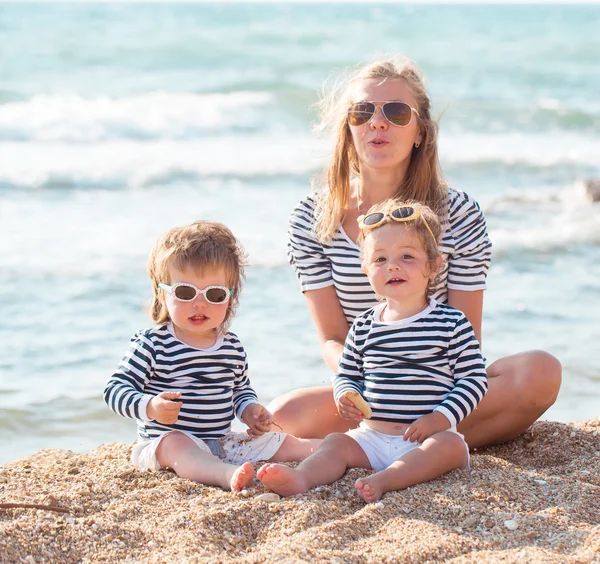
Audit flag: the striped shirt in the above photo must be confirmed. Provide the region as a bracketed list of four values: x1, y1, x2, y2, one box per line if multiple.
[288, 188, 492, 324]
[333, 300, 488, 427]
[103, 324, 258, 440]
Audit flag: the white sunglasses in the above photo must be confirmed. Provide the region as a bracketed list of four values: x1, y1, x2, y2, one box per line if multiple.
[158, 283, 232, 304]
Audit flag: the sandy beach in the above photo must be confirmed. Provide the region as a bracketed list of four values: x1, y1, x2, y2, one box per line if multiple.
[1, 419, 598, 563]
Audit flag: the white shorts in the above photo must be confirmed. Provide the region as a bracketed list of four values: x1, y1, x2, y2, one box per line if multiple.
[131, 430, 287, 471]
[346, 422, 470, 472]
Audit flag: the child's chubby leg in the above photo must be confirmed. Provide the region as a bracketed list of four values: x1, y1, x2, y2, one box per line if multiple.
[355, 430, 468, 503]
[257, 432, 371, 497]
[267, 435, 323, 463]
[155, 431, 254, 491]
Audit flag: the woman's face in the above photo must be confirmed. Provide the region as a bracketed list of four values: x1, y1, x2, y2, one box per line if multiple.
[348, 78, 422, 174]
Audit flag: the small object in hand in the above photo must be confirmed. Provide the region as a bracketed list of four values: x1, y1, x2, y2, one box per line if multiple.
[342, 391, 372, 419]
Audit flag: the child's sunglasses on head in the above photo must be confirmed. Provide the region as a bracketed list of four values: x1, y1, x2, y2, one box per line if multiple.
[357, 204, 436, 244]
[348, 101, 420, 128]
[159, 283, 232, 304]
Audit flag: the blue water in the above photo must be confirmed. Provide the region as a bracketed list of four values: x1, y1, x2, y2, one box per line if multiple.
[1, 3, 599, 464]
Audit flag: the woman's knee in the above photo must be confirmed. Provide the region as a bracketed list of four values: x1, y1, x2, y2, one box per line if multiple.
[268, 387, 337, 437]
[487, 350, 562, 409]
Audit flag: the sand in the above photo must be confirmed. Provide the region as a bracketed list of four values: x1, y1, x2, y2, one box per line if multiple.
[1, 419, 599, 563]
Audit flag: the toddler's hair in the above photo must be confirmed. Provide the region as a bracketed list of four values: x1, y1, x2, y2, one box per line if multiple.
[358, 199, 443, 295]
[147, 220, 247, 332]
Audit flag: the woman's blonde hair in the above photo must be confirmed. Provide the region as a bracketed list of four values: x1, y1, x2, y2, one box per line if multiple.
[313, 55, 447, 243]
[358, 199, 443, 297]
[147, 220, 247, 332]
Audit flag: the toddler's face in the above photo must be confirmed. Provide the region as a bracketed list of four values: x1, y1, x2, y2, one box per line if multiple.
[163, 265, 231, 348]
[362, 223, 435, 307]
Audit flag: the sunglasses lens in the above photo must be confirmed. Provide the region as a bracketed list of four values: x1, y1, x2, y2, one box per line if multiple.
[363, 212, 385, 226]
[391, 206, 416, 220]
[383, 102, 413, 126]
[348, 102, 375, 126]
[174, 285, 198, 301]
[205, 287, 228, 304]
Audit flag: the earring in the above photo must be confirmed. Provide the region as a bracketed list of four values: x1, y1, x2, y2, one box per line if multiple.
[414, 142, 421, 148]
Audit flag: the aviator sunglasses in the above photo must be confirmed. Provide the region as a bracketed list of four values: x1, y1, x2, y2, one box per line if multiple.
[158, 283, 232, 304]
[358, 204, 436, 244]
[348, 101, 420, 128]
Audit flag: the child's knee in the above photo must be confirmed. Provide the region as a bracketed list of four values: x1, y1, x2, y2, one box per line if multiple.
[322, 432, 354, 451]
[428, 431, 469, 465]
[155, 431, 194, 465]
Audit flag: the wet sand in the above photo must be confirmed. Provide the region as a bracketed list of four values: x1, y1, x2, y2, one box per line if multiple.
[1, 419, 599, 563]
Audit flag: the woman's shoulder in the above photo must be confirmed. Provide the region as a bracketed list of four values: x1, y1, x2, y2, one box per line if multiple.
[443, 187, 488, 237]
[446, 187, 484, 213]
[445, 187, 485, 219]
[290, 195, 317, 222]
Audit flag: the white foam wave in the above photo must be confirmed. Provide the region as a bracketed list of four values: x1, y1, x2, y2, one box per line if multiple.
[440, 131, 600, 168]
[0, 136, 328, 189]
[487, 182, 600, 253]
[0, 91, 274, 142]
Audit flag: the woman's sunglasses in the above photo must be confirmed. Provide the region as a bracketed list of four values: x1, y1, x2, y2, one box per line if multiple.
[358, 204, 436, 244]
[158, 283, 232, 304]
[348, 101, 420, 128]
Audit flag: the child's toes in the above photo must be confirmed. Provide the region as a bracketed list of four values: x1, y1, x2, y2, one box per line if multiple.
[231, 462, 254, 491]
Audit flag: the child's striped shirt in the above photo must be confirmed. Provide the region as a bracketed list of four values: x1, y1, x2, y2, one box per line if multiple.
[333, 300, 488, 427]
[104, 324, 258, 440]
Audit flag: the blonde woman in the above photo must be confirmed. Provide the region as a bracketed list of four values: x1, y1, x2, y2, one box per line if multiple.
[269, 56, 561, 449]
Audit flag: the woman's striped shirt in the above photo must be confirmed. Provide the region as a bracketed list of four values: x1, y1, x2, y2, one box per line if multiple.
[288, 188, 492, 324]
[333, 300, 488, 426]
[103, 324, 258, 440]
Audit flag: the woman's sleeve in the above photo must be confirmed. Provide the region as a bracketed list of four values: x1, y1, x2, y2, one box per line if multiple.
[446, 192, 492, 291]
[287, 198, 334, 292]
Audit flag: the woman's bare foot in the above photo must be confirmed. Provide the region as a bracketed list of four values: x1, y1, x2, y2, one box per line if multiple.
[230, 462, 255, 491]
[355, 477, 384, 503]
[257, 463, 309, 497]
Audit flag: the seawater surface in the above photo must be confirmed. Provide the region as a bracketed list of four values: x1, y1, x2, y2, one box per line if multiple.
[1, 3, 599, 463]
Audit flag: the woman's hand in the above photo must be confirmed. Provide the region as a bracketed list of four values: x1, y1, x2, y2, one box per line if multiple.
[336, 394, 365, 421]
[147, 391, 182, 425]
[403, 411, 450, 443]
[241, 403, 273, 437]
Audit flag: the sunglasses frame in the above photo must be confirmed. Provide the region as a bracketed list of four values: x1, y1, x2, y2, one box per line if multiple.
[158, 282, 232, 304]
[357, 204, 437, 245]
[347, 100, 421, 128]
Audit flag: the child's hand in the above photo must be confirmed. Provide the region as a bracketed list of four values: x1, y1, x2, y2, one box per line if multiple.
[403, 411, 450, 443]
[241, 403, 273, 437]
[147, 391, 183, 425]
[336, 394, 364, 421]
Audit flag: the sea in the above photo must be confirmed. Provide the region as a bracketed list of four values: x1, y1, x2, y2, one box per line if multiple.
[1, 2, 599, 464]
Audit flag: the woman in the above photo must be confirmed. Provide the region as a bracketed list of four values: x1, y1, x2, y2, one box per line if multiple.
[268, 56, 561, 449]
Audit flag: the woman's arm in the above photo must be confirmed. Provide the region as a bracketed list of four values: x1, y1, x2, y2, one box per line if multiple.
[447, 288, 484, 346]
[304, 285, 350, 372]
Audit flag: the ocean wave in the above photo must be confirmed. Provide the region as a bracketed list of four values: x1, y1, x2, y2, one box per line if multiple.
[486, 181, 600, 253]
[0, 137, 327, 190]
[439, 131, 600, 169]
[0, 91, 275, 142]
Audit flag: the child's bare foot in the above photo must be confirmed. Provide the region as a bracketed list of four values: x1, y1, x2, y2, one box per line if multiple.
[355, 476, 384, 503]
[257, 463, 308, 497]
[230, 462, 254, 491]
